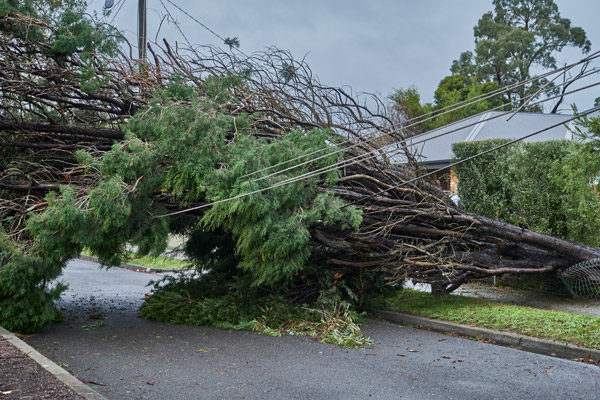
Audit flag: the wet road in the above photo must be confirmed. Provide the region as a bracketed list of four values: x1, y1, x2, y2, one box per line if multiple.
[25, 260, 600, 399]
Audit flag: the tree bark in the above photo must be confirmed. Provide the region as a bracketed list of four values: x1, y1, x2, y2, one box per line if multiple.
[0, 119, 124, 140]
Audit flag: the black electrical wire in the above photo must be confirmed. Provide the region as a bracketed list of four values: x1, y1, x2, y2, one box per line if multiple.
[342, 105, 600, 209]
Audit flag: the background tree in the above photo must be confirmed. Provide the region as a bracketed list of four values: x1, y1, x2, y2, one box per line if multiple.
[388, 86, 434, 134]
[389, 77, 503, 134]
[453, 138, 600, 246]
[561, 111, 600, 240]
[452, 0, 591, 110]
[390, 0, 592, 135]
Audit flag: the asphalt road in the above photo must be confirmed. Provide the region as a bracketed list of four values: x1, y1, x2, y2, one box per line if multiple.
[25, 260, 600, 400]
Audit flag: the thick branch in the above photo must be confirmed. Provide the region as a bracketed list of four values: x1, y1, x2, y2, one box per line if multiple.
[0, 119, 124, 140]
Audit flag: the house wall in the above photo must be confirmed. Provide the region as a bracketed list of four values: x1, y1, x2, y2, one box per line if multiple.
[427, 168, 459, 195]
[449, 168, 459, 194]
[429, 169, 450, 191]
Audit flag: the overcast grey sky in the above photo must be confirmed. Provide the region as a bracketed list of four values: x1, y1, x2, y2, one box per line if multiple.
[94, 0, 599, 112]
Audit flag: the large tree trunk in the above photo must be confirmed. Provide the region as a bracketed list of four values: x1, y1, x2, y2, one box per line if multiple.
[307, 164, 600, 294]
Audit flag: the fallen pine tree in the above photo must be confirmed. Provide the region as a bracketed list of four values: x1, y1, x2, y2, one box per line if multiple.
[1, 5, 599, 335]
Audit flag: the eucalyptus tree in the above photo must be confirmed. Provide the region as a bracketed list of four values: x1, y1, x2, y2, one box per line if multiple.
[452, 0, 591, 109]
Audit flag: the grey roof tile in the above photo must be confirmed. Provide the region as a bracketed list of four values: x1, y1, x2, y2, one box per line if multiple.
[388, 111, 575, 166]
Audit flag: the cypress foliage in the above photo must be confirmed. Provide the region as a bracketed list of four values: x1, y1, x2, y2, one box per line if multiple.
[3, 5, 598, 335]
[0, 232, 65, 332]
[1, 75, 365, 335]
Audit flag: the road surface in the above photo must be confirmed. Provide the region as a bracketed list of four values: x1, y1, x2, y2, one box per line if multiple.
[25, 260, 600, 399]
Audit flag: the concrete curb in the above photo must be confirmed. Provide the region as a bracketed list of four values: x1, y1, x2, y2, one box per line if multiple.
[373, 310, 600, 361]
[0, 326, 107, 400]
[78, 254, 190, 274]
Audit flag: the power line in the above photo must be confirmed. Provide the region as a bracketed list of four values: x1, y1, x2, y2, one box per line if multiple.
[158, 0, 197, 55]
[122, 2, 599, 188]
[268, 78, 600, 192]
[153, 74, 600, 219]
[343, 105, 600, 209]
[153, 0, 538, 186]
[109, 0, 126, 25]
[165, 0, 225, 42]
[164, 0, 247, 57]
[238, 79, 600, 206]
[249, 61, 600, 184]
[241, 52, 600, 181]
[124, 6, 600, 218]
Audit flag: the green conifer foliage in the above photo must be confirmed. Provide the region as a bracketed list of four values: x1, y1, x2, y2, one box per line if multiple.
[0, 232, 65, 332]
[1, 75, 363, 333]
[0, 0, 122, 93]
[125, 76, 362, 287]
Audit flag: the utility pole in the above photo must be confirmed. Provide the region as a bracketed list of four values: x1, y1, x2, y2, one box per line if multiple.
[138, 0, 147, 62]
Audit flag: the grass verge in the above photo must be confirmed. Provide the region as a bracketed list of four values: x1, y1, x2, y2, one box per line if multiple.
[81, 249, 189, 270]
[121, 251, 189, 270]
[381, 289, 600, 349]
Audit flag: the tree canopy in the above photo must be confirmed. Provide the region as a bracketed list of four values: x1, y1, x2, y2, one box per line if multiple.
[452, 0, 590, 108]
[390, 0, 592, 134]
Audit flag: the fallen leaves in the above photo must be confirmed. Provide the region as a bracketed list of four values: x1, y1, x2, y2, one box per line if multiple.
[197, 347, 218, 353]
[575, 355, 600, 367]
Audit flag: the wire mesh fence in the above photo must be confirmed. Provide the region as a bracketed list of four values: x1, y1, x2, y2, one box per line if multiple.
[560, 259, 600, 299]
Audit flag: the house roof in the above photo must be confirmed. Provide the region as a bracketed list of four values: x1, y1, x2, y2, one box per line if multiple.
[388, 111, 576, 169]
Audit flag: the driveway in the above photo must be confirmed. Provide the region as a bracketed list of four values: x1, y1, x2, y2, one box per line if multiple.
[25, 260, 600, 399]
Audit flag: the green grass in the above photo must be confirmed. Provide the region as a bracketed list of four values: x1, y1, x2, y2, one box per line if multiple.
[381, 289, 600, 349]
[81, 249, 190, 270]
[121, 252, 190, 270]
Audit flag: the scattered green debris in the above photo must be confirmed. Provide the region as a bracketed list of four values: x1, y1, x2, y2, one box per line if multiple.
[249, 303, 372, 348]
[81, 313, 105, 331]
[140, 273, 372, 349]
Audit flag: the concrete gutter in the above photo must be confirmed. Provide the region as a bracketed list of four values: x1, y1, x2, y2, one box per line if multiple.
[373, 310, 600, 361]
[0, 326, 107, 400]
